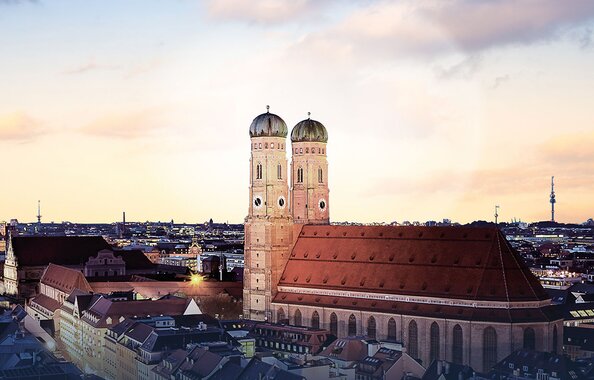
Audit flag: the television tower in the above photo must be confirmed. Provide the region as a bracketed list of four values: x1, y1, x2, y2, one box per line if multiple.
[37, 200, 42, 224]
[550, 176, 556, 222]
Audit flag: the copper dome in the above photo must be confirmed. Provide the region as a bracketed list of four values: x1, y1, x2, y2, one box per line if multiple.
[291, 118, 328, 143]
[249, 110, 288, 138]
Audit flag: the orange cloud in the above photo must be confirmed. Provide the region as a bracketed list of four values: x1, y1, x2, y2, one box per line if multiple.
[0, 112, 43, 142]
[81, 109, 168, 139]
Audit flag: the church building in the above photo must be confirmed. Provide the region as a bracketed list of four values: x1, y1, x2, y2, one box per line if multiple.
[242, 108, 562, 372]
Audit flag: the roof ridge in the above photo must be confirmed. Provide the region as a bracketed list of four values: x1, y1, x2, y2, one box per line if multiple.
[496, 231, 511, 303]
[500, 232, 541, 300]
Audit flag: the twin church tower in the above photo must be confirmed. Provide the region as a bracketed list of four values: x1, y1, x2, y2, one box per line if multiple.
[243, 106, 330, 320]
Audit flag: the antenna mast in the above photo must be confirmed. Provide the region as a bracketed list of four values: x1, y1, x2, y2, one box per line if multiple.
[550, 176, 556, 222]
[494, 205, 500, 225]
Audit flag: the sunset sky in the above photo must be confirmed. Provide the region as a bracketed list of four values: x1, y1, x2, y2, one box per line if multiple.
[1, 0, 593, 224]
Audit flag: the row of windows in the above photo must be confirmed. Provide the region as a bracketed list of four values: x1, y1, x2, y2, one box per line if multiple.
[296, 167, 323, 183]
[294, 147, 325, 155]
[253, 142, 285, 150]
[255, 164, 323, 184]
[278, 308, 557, 370]
[257, 163, 284, 180]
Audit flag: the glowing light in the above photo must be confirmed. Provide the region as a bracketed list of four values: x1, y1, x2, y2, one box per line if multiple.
[191, 275, 200, 284]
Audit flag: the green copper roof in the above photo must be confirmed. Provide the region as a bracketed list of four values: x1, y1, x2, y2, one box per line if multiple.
[291, 118, 328, 143]
[249, 111, 288, 138]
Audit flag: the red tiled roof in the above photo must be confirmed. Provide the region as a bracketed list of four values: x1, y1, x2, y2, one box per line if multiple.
[41, 263, 92, 294]
[29, 293, 61, 313]
[11, 236, 154, 270]
[83, 296, 189, 328]
[319, 337, 368, 362]
[11, 236, 111, 266]
[277, 226, 548, 303]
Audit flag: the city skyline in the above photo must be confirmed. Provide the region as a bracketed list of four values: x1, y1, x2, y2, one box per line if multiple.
[2, 1, 594, 224]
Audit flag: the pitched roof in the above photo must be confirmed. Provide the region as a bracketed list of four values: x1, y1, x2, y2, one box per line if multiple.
[10, 236, 154, 270]
[40, 264, 92, 294]
[113, 249, 154, 270]
[29, 294, 61, 313]
[422, 361, 476, 380]
[491, 350, 584, 379]
[319, 337, 368, 362]
[124, 322, 155, 343]
[237, 358, 305, 380]
[277, 226, 549, 303]
[82, 297, 190, 328]
[11, 236, 111, 266]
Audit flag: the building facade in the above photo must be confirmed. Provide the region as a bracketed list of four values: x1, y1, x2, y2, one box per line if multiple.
[241, 108, 563, 373]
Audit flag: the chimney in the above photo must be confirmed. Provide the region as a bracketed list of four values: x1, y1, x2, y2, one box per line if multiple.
[445, 362, 450, 375]
[437, 361, 443, 374]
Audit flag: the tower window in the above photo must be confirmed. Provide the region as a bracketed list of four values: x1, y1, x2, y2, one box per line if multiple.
[295, 148, 298, 154]
[318, 168, 323, 183]
[299, 148, 303, 154]
[256, 163, 263, 179]
[271, 143, 274, 149]
[297, 167, 303, 183]
[277, 164, 282, 179]
[306, 148, 309, 153]
[259, 143, 262, 149]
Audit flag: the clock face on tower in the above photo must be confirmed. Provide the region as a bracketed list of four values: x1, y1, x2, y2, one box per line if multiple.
[319, 199, 327, 211]
[254, 196, 263, 208]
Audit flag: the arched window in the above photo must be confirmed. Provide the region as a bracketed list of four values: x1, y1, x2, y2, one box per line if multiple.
[348, 314, 357, 336]
[330, 313, 338, 336]
[294, 309, 302, 326]
[408, 320, 418, 359]
[318, 168, 323, 183]
[277, 308, 285, 323]
[523, 327, 536, 350]
[367, 316, 376, 339]
[277, 164, 282, 179]
[452, 324, 463, 364]
[553, 325, 558, 353]
[256, 163, 263, 180]
[311, 311, 320, 329]
[387, 318, 397, 341]
[430, 322, 440, 363]
[297, 167, 303, 183]
[483, 327, 497, 371]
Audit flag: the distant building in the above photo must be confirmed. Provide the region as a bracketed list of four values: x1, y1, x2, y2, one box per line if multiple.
[84, 249, 126, 277]
[4, 235, 156, 298]
[489, 349, 584, 380]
